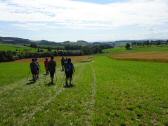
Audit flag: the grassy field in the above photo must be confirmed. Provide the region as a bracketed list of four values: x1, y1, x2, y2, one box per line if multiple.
[105, 45, 168, 53]
[0, 43, 36, 52]
[0, 47, 168, 125]
[0, 62, 29, 86]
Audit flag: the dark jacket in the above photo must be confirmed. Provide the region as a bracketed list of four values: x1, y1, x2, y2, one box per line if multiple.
[48, 60, 56, 72]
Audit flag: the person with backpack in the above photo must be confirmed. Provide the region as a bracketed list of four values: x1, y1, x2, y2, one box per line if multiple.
[65, 58, 75, 87]
[61, 56, 65, 71]
[48, 56, 56, 84]
[44, 58, 49, 75]
[30, 58, 39, 82]
[64, 57, 68, 70]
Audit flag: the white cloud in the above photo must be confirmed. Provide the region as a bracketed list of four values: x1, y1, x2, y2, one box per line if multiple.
[0, 0, 168, 29]
[0, 0, 168, 41]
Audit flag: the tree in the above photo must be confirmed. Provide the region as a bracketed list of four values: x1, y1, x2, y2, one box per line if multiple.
[30, 43, 37, 48]
[125, 43, 131, 50]
[47, 47, 52, 52]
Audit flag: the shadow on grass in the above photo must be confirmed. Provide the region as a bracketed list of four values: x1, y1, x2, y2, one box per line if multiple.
[45, 82, 55, 87]
[64, 84, 75, 88]
[26, 80, 36, 85]
[80, 60, 92, 63]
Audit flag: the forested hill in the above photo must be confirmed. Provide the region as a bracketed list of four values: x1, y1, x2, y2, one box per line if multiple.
[0, 36, 115, 62]
[0, 36, 115, 47]
[0, 37, 31, 45]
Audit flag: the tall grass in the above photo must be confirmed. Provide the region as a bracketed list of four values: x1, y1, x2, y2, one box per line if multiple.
[0, 53, 168, 125]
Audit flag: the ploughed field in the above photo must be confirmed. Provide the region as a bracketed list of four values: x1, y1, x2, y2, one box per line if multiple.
[0, 51, 168, 125]
[109, 45, 168, 63]
[112, 52, 168, 63]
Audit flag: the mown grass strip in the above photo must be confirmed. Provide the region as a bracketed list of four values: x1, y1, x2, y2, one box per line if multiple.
[25, 63, 93, 126]
[0, 68, 64, 125]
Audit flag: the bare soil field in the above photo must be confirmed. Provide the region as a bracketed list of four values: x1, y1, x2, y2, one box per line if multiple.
[112, 52, 168, 63]
[15, 56, 92, 63]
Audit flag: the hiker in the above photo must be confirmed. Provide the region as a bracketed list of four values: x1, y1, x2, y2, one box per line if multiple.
[61, 56, 65, 71]
[44, 58, 49, 75]
[30, 58, 39, 82]
[48, 56, 56, 84]
[64, 57, 68, 70]
[65, 58, 75, 87]
[34, 58, 40, 79]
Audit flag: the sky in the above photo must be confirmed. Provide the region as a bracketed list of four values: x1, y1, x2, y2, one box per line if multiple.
[0, 0, 168, 42]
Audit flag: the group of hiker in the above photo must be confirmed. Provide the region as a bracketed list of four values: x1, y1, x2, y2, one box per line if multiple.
[30, 56, 75, 87]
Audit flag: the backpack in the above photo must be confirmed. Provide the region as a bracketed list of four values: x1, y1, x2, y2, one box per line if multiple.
[48, 60, 56, 71]
[30, 62, 38, 72]
[66, 63, 73, 73]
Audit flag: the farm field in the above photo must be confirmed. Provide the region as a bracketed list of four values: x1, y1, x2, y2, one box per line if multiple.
[107, 46, 168, 63]
[0, 43, 36, 52]
[105, 45, 168, 54]
[112, 52, 168, 63]
[0, 49, 168, 125]
[16, 56, 92, 64]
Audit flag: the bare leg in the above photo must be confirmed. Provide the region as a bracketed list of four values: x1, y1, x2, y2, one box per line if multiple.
[62, 65, 64, 71]
[33, 74, 36, 82]
[45, 68, 48, 75]
[65, 78, 68, 87]
[69, 78, 72, 86]
[70, 74, 73, 86]
[51, 78, 53, 84]
[36, 74, 38, 80]
[51, 76, 54, 84]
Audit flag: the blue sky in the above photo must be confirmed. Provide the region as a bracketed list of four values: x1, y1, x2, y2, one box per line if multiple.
[0, 0, 168, 42]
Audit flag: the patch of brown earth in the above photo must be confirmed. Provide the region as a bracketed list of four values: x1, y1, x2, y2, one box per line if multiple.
[112, 52, 168, 63]
[15, 56, 92, 63]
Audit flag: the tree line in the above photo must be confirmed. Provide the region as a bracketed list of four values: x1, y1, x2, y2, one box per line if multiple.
[131, 40, 168, 47]
[125, 40, 168, 50]
[0, 44, 113, 62]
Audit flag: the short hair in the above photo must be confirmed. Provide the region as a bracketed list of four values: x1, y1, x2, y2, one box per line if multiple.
[51, 56, 54, 60]
[32, 58, 35, 62]
[68, 58, 71, 63]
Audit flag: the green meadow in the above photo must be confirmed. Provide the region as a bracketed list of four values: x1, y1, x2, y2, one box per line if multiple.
[0, 47, 168, 126]
[0, 43, 36, 52]
[104, 45, 168, 54]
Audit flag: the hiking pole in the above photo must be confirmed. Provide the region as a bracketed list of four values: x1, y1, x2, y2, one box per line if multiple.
[62, 73, 66, 87]
[26, 70, 31, 81]
[38, 65, 41, 80]
[71, 74, 74, 86]
[44, 73, 48, 84]
[54, 73, 57, 84]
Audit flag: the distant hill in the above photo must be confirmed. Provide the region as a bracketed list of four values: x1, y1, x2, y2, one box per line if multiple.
[0, 36, 167, 48]
[0, 36, 115, 47]
[0, 37, 31, 45]
[76, 40, 89, 46]
[62, 40, 89, 46]
[0, 37, 61, 46]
